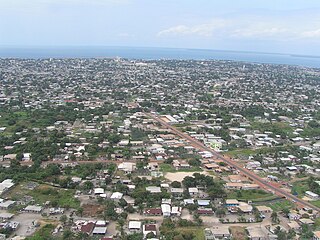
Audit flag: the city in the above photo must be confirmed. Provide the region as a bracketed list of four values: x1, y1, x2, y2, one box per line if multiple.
[0, 58, 319, 239]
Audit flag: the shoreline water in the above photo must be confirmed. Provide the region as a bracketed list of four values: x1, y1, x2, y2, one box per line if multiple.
[0, 46, 320, 68]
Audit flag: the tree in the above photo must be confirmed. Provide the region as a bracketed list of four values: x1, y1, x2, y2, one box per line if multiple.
[215, 208, 226, 218]
[60, 215, 68, 225]
[171, 181, 181, 188]
[82, 181, 93, 191]
[146, 232, 156, 239]
[271, 212, 279, 224]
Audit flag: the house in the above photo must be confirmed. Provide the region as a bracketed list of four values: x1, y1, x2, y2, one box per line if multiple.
[306, 191, 319, 200]
[225, 182, 243, 190]
[110, 192, 123, 201]
[210, 226, 231, 239]
[144, 208, 162, 216]
[197, 208, 214, 215]
[238, 202, 253, 213]
[287, 221, 301, 231]
[92, 226, 107, 235]
[299, 218, 314, 225]
[184, 199, 194, 205]
[242, 184, 260, 190]
[225, 199, 239, 207]
[94, 188, 105, 195]
[188, 187, 199, 197]
[255, 206, 272, 213]
[313, 231, 320, 240]
[0, 212, 14, 220]
[170, 188, 184, 197]
[24, 205, 43, 213]
[0, 179, 14, 195]
[118, 162, 136, 174]
[143, 224, 157, 238]
[171, 206, 182, 216]
[80, 222, 95, 235]
[247, 226, 267, 240]
[161, 204, 171, 217]
[162, 198, 171, 205]
[146, 186, 161, 193]
[172, 160, 191, 170]
[229, 175, 244, 183]
[3, 154, 17, 161]
[128, 221, 142, 232]
[0, 200, 16, 209]
[197, 200, 211, 207]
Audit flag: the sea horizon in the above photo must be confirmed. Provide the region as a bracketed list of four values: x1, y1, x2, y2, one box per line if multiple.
[0, 46, 320, 68]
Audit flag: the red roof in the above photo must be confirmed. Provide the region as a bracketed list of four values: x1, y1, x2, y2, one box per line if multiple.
[144, 224, 157, 231]
[197, 209, 214, 215]
[80, 222, 95, 234]
[144, 208, 162, 215]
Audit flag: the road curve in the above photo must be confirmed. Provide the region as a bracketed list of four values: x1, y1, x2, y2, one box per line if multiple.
[146, 112, 320, 212]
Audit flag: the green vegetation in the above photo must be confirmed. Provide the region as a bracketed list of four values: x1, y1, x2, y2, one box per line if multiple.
[160, 163, 202, 173]
[26, 224, 56, 240]
[6, 183, 80, 209]
[175, 227, 205, 240]
[227, 189, 276, 202]
[267, 200, 294, 211]
[251, 121, 294, 138]
[291, 180, 309, 197]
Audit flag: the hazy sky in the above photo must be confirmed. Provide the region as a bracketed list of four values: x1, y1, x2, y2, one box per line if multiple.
[1, 0, 320, 55]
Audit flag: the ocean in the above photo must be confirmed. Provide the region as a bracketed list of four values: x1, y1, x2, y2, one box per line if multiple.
[0, 46, 320, 68]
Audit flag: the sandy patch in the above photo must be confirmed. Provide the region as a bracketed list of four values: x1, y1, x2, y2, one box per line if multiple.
[164, 171, 213, 182]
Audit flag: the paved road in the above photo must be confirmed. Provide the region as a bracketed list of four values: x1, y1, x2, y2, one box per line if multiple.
[146, 112, 320, 212]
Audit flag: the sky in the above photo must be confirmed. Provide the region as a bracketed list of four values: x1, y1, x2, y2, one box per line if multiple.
[1, 0, 320, 55]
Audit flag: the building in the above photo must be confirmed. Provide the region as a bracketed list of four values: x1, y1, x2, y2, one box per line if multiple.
[80, 222, 95, 235]
[143, 224, 157, 238]
[0, 212, 14, 220]
[0, 179, 14, 195]
[146, 186, 161, 193]
[210, 226, 231, 239]
[161, 204, 171, 217]
[144, 208, 162, 216]
[247, 226, 267, 240]
[170, 188, 184, 197]
[313, 231, 320, 240]
[188, 187, 199, 197]
[92, 226, 107, 235]
[0, 200, 16, 209]
[225, 199, 239, 207]
[128, 221, 142, 232]
[24, 205, 43, 213]
[197, 208, 214, 215]
[306, 191, 319, 200]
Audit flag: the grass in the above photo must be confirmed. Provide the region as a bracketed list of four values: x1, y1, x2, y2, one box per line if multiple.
[226, 148, 256, 158]
[5, 182, 80, 209]
[227, 189, 275, 202]
[311, 200, 320, 208]
[230, 226, 247, 240]
[176, 227, 205, 240]
[266, 199, 294, 211]
[160, 163, 202, 173]
[291, 180, 309, 197]
[25, 224, 56, 240]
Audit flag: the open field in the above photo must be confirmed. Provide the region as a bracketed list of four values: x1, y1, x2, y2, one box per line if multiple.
[229, 226, 247, 240]
[266, 199, 294, 211]
[164, 171, 212, 182]
[160, 163, 202, 173]
[227, 189, 277, 202]
[5, 182, 80, 210]
[175, 227, 205, 240]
